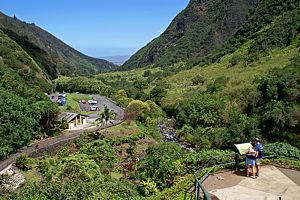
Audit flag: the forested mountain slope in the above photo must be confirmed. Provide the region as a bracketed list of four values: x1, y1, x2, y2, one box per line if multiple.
[0, 12, 117, 78]
[0, 30, 52, 91]
[0, 14, 60, 160]
[122, 0, 259, 69]
[0, 33, 58, 159]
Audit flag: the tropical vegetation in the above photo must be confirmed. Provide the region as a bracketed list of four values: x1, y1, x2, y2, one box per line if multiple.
[0, 0, 300, 199]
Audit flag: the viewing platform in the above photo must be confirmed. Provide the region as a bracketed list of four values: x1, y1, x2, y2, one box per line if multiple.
[203, 165, 300, 200]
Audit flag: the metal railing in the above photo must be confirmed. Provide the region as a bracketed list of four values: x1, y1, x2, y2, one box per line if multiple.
[193, 151, 300, 200]
[194, 153, 237, 200]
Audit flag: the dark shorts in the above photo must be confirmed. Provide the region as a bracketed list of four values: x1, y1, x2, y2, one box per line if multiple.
[246, 158, 255, 166]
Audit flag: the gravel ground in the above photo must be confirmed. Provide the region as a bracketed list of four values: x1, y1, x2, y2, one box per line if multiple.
[203, 170, 245, 191]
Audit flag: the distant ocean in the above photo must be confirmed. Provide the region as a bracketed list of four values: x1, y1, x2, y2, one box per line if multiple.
[100, 55, 130, 66]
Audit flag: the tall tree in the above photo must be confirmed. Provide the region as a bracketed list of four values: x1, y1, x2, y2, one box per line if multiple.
[96, 105, 116, 132]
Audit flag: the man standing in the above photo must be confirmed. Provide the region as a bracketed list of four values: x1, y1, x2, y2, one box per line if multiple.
[254, 138, 263, 177]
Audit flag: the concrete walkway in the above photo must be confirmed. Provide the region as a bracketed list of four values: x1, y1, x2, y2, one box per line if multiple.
[206, 166, 300, 200]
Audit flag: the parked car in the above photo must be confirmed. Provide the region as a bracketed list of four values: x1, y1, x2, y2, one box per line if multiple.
[88, 100, 97, 105]
[57, 98, 66, 106]
[58, 93, 66, 98]
[90, 106, 99, 111]
[82, 100, 87, 104]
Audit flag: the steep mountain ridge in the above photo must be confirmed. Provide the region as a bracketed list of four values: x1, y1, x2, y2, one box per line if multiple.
[0, 29, 52, 91]
[122, 0, 259, 69]
[0, 12, 117, 78]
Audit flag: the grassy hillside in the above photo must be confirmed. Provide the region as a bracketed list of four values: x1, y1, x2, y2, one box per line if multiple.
[161, 44, 299, 110]
[122, 0, 259, 69]
[0, 12, 117, 78]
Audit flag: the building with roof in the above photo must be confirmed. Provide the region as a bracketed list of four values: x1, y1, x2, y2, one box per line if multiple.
[56, 112, 89, 130]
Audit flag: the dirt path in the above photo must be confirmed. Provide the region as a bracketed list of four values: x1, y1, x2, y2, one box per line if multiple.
[0, 96, 124, 172]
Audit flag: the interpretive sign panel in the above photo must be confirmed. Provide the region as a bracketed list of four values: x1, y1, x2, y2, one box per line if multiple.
[234, 142, 252, 155]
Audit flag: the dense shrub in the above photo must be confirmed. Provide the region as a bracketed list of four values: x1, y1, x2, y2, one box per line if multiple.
[80, 141, 118, 174]
[177, 93, 226, 128]
[137, 143, 186, 189]
[264, 142, 300, 160]
[54, 76, 111, 96]
[0, 88, 58, 159]
[191, 75, 206, 86]
[14, 154, 32, 171]
[137, 143, 234, 191]
[247, 58, 300, 147]
[124, 100, 165, 124]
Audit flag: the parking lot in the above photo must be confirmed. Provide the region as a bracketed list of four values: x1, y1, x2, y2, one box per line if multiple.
[79, 95, 124, 120]
[46, 93, 124, 120]
[78, 100, 94, 111]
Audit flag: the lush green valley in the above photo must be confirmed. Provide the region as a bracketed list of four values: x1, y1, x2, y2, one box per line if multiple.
[0, 0, 300, 199]
[107, 0, 300, 148]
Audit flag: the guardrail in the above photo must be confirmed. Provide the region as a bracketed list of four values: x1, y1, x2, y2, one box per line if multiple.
[193, 152, 300, 200]
[194, 153, 237, 200]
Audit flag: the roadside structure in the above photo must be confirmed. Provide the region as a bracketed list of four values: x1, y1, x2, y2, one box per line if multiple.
[56, 112, 89, 130]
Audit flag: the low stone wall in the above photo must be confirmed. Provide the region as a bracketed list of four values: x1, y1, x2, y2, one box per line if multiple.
[28, 138, 77, 158]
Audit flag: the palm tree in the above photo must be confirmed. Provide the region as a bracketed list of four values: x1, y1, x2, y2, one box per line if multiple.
[96, 105, 116, 132]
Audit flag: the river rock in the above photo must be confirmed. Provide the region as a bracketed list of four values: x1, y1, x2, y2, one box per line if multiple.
[0, 165, 25, 192]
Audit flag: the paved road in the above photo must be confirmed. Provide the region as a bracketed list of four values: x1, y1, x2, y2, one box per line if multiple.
[0, 95, 124, 172]
[91, 95, 124, 120]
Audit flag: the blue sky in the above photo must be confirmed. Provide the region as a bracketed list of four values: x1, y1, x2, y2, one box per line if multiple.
[1, 0, 189, 57]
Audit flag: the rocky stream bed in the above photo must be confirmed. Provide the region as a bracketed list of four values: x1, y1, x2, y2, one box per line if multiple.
[158, 122, 195, 151]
